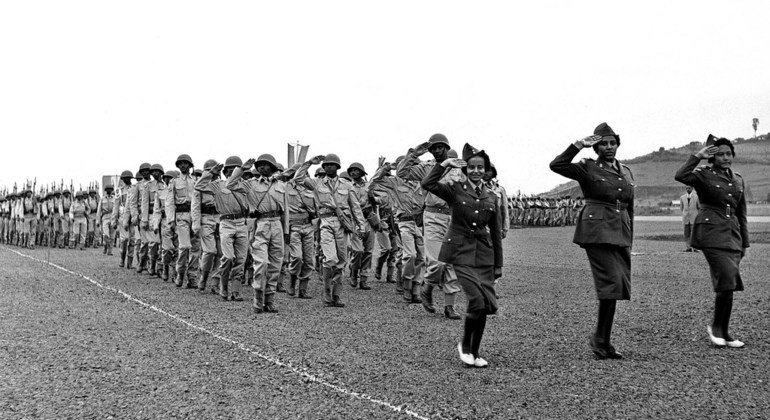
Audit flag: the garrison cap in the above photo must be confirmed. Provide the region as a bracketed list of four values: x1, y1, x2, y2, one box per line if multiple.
[462, 143, 491, 171]
[594, 122, 620, 145]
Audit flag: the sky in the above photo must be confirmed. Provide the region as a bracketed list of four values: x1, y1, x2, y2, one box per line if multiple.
[1, 1, 769, 195]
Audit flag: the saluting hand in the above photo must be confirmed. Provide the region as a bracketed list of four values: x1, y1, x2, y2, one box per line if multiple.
[241, 159, 256, 171]
[695, 145, 719, 160]
[575, 135, 602, 149]
[413, 141, 432, 156]
[309, 155, 326, 165]
[211, 163, 225, 174]
[442, 158, 467, 169]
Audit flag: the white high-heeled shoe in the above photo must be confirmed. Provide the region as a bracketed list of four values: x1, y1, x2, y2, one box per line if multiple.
[457, 343, 475, 366]
[707, 326, 726, 347]
[474, 357, 489, 368]
[725, 339, 745, 348]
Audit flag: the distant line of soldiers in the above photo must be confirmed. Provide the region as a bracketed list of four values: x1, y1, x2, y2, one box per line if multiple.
[0, 184, 105, 250]
[2, 135, 512, 319]
[508, 196, 585, 227]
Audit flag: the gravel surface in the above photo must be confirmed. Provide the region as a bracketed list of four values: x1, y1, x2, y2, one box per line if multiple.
[1, 220, 768, 419]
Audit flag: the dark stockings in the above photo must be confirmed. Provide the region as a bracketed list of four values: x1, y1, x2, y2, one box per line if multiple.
[462, 312, 488, 357]
[595, 299, 617, 345]
[712, 291, 734, 341]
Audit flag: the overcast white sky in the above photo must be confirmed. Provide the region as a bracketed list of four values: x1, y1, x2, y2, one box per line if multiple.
[1, 1, 769, 195]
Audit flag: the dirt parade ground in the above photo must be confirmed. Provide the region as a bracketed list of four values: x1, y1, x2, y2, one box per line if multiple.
[1, 220, 768, 419]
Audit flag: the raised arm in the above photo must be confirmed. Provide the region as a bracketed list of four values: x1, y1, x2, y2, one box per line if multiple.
[420, 160, 457, 204]
[675, 145, 716, 186]
[549, 141, 593, 182]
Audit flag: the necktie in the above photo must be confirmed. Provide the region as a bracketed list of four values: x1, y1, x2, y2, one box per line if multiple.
[476, 186, 482, 196]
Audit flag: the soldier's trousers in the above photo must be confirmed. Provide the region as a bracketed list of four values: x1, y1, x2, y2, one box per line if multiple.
[199, 214, 221, 286]
[376, 226, 402, 275]
[319, 217, 348, 303]
[87, 216, 99, 245]
[348, 225, 374, 279]
[160, 217, 178, 267]
[71, 217, 87, 248]
[251, 218, 284, 296]
[422, 211, 460, 295]
[59, 216, 71, 241]
[175, 212, 200, 283]
[22, 215, 37, 235]
[219, 219, 248, 297]
[289, 222, 316, 285]
[398, 221, 424, 288]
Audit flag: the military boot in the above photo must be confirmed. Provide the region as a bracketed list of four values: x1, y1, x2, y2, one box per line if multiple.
[395, 276, 404, 295]
[385, 265, 396, 283]
[119, 241, 127, 267]
[198, 271, 210, 293]
[359, 276, 371, 290]
[402, 279, 414, 303]
[126, 255, 133, 270]
[162, 264, 170, 281]
[297, 279, 311, 299]
[276, 275, 286, 293]
[148, 258, 157, 276]
[410, 282, 422, 304]
[420, 283, 436, 313]
[253, 289, 264, 314]
[444, 305, 461, 320]
[287, 274, 297, 296]
[264, 293, 278, 313]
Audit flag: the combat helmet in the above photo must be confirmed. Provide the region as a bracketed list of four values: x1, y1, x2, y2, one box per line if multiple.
[255, 154, 278, 171]
[323, 154, 341, 168]
[175, 154, 194, 168]
[347, 162, 367, 176]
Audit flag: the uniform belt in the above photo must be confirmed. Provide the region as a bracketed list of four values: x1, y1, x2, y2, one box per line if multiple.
[252, 210, 282, 220]
[290, 216, 311, 225]
[700, 204, 733, 217]
[318, 210, 336, 219]
[146, 208, 154, 215]
[220, 214, 245, 221]
[584, 199, 628, 210]
[175, 203, 191, 212]
[396, 214, 415, 222]
[201, 205, 217, 215]
[424, 205, 451, 215]
[160, 210, 166, 219]
[24, 211, 35, 215]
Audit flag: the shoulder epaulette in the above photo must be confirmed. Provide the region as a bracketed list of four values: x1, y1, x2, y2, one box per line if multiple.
[621, 164, 634, 180]
[580, 157, 593, 164]
[733, 171, 743, 178]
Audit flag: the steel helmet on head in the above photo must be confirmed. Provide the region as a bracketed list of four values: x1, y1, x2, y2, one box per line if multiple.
[163, 170, 175, 179]
[203, 159, 219, 171]
[339, 171, 351, 181]
[175, 154, 194, 168]
[224, 156, 243, 168]
[447, 149, 458, 159]
[255, 154, 278, 171]
[323, 154, 341, 168]
[428, 133, 450, 149]
[347, 162, 366, 175]
[150, 163, 164, 173]
[275, 162, 285, 172]
[120, 170, 134, 179]
[139, 162, 151, 172]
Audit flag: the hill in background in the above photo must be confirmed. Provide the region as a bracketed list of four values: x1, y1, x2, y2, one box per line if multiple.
[544, 135, 770, 206]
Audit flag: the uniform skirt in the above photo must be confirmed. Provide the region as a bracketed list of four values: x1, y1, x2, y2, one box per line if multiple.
[701, 248, 744, 292]
[584, 245, 631, 300]
[454, 265, 498, 317]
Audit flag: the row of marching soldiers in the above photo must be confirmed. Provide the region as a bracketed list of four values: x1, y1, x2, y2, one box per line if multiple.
[508, 196, 585, 227]
[0, 185, 106, 250]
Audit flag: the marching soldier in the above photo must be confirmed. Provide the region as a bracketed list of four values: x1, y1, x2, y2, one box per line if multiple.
[0, 193, 7, 244]
[194, 159, 223, 295]
[370, 157, 426, 303]
[112, 171, 135, 268]
[133, 163, 151, 272]
[369, 163, 403, 287]
[227, 154, 289, 313]
[294, 154, 366, 308]
[197, 158, 250, 302]
[19, 186, 39, 249]
[70, 191, 90, 250]
[283, 163, 317, 298]
[140, 164, 165, 276]
[153, 170, 179, 282]
[347, 162, 374, 290]
[398, 134, 464, 319]
[96, 185, 115, 255]
[86, 188, 100, 248]
[166, 154, 201, 288]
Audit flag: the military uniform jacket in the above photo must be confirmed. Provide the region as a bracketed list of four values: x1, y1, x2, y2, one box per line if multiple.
[550, 144, 635, 248]
[397, 154, 464, 209]
[368, 165, 424, 219]
[151, 183, 169, 231]
[96, 194, 114, 221]
[679, 190, 699, 225]
[294, 163, 366, 230]
[675, 155, 749, 251]
[421, 164, 503, 269]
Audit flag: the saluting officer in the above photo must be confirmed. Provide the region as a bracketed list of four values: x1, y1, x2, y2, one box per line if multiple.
[197, 158, 250, 302]
[194, 159, 223, 294]
[283, 163, 318, 298]
[550, 122, 634, 360]
[295, 154, 366, 308]
[347, 162, 375, 290]
[153, 170, 179, 282]
[398, 134, 464, 319]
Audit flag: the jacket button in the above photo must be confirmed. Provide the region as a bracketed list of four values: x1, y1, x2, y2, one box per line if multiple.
[705, 218, 709, 221]
[617, 188, 622, 191]
[728, 183, 732, 186]
[588, 215, 593, 218]
[474, 210, 479, 214]
[728, 194, 732, 197]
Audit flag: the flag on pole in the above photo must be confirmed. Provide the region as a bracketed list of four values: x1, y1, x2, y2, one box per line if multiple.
[288, 143, 296, 167]
[297, 145, 309, 164]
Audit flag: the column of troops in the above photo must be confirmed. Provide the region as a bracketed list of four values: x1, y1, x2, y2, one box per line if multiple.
[0, 136, 510, 318]
[0, 184, 104, 250]
[507, 195, 585, 228]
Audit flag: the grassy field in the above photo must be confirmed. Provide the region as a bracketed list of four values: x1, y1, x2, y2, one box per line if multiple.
[1, 221, 768, 419]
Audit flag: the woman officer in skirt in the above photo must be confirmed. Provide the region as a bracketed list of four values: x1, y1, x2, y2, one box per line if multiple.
[675, 136, 749, 348]
[549, 123, 634, 360]
[421, 143, 503, 367]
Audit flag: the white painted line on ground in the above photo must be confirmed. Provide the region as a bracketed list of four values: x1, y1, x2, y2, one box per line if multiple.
[3, 247, 432, 420]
